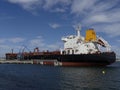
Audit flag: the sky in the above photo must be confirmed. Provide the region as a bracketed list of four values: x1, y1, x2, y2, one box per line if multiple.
[0, 0, 120, 58]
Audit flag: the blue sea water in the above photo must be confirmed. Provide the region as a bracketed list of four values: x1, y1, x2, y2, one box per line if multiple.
[0, 61, 120, 90]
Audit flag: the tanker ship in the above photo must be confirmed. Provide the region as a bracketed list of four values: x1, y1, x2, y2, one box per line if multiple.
[31, 26, 116, 66]
[6, 26, 116, 66]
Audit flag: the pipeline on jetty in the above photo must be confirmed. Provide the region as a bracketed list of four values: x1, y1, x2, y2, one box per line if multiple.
[0, 59, 62, 66]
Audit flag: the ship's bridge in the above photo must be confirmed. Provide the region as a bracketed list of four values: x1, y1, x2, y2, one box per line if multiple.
[62, 35, 76, 42]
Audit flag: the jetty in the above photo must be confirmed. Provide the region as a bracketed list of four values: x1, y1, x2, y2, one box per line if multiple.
[0, 60, 33, 64]
[0, 59, 61, 66]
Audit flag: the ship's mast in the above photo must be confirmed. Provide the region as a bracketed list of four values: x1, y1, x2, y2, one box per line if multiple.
[76, 25, 81, 37]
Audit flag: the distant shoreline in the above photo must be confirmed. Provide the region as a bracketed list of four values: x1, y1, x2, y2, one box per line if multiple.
[117, 60, 120, 61]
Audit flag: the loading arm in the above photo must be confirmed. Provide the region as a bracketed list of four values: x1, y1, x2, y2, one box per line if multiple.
[97, 36, 111, 52]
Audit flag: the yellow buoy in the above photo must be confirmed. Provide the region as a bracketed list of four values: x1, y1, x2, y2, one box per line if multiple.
[102, 70, 106, 74]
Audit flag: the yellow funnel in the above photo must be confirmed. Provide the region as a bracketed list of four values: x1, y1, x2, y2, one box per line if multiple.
[85, 29, 97, 42]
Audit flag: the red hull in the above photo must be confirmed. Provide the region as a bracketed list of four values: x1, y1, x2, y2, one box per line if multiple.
[43, 61, 54, 65]
[61, 62, 108, 66]
[32, 60, 112, 66]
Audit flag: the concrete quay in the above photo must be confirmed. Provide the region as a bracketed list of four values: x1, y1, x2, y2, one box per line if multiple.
[0, 59, 62, 66]
[0, 60, 33, 64]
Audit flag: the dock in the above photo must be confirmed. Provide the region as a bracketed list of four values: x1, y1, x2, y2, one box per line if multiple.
[0, 60, 33, 64]
[0, 59, 62, 66]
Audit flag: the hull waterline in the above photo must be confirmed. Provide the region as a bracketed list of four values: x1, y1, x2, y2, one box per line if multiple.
[31, 52, 116, 66]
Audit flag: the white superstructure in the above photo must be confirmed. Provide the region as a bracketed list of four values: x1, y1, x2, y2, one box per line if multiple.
[61, 26, 111, 55]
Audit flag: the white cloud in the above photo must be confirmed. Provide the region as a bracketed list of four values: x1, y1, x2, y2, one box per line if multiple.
[71, 0, 120, 16]
[0, 39, 6, 43]
[30, 39, 45, 47]
[7, 0, 71, 13]
[82, 9, 120, 25]
[0, 44, 10, 49]
[117, 40, 120, 42]
[92, 23, 120, 37]
[43, 0, 71, 10]
[50, 8, 66, 13]
[47, 42, 63, 50]
[0, 37, 25, 43]
[8, 37, 25, 43]
[83, 14, 108, 24]
[102, 23, 120, 37]
[29, 36, 45, 48]
[43, 0, 58, 10]
[8, 0, 42, 11]
[71, 0, 96, 15]
[72, 0, 120, 38]
[49, 23, 60, 29]
[8, 0, 36, 3]
[36, 36, 43, 39]
[29, 36, 62, 51]
[7, 0, 120, 38]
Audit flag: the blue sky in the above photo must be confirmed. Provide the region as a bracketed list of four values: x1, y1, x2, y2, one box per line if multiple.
[0, 0, 120, 57]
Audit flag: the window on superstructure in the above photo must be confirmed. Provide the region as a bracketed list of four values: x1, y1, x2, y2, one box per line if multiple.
[63, 51, 66, 55]
[72, 50, 74, 54]
[67, 50, 70, 54]
[75, 49, 78, 52]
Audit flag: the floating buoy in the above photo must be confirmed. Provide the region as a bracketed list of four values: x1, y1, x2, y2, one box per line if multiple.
[102, 70, 105, 74]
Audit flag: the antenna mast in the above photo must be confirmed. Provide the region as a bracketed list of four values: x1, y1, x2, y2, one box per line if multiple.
[75, 24, 81, 37]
